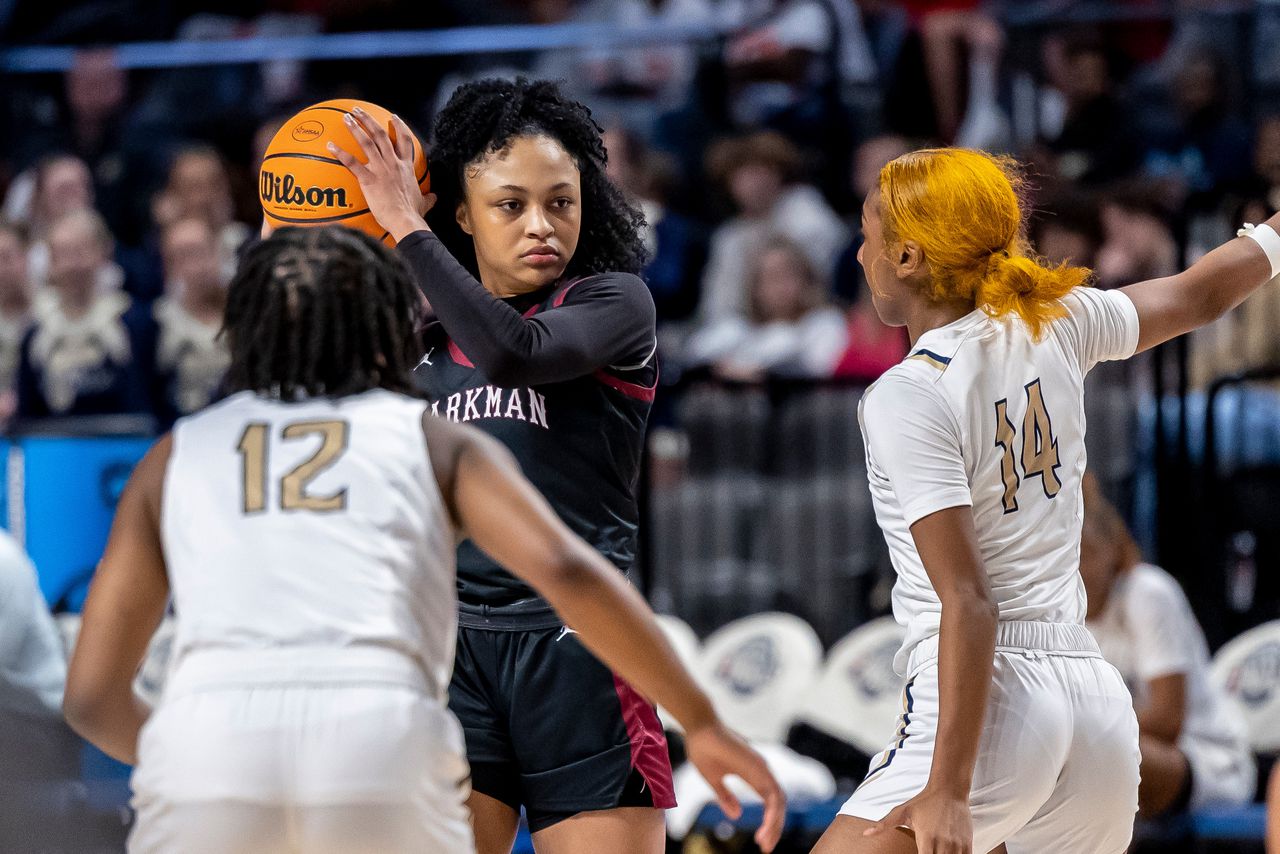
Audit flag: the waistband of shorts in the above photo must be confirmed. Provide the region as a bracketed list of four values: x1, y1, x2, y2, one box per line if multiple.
[166, 646, 429, 694]
[908, 620, 1100, 675]
[457, 599, 564, 630]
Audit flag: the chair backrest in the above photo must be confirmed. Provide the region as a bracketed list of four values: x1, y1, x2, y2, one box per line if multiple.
[698, 612, 823, 743]
[795, 617, 906, 755]
[53, 612, 82, 660]
[133, 616, 177, 706]
[655, 614, 702, 732]
[1210, 620, 1280, 753]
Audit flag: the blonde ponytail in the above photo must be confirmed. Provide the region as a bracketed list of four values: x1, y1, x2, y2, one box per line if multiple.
[878, 148, 1091, 339]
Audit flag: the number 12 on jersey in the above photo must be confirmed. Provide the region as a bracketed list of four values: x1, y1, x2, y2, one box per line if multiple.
[993, 378, 1062, 514]
[237, 420, 349, 514]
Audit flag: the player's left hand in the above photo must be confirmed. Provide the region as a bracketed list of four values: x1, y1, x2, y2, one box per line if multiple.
[684, 722, 786, 852]
[329, 107, 436, 243]
[863, 787, 972, 854]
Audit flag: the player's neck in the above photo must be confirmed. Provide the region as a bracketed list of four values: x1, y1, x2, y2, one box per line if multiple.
[904, 298, 975, 346]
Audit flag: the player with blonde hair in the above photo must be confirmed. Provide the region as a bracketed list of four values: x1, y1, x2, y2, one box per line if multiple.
[813, 147, 1280, 854]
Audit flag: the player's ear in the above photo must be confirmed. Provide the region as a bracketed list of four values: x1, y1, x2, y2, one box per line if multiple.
[455, 201, 473, 236]
[896, 241, 925, 279]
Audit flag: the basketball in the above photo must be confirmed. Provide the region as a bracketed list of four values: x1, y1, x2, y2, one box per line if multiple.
[260, 99, 429, 246]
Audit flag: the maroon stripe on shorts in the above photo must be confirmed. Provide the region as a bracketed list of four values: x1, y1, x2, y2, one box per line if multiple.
[612, 675, 677, 809]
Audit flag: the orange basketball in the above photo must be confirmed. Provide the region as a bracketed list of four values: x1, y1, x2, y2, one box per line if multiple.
[260, 99, 429, 247]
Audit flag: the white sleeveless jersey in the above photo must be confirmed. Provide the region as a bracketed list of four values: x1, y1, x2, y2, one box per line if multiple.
[858, 288, 1140, 674]
[161, 389, 457, 699]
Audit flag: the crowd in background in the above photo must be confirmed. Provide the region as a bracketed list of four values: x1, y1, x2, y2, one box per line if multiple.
[1, 1, 1279, 433]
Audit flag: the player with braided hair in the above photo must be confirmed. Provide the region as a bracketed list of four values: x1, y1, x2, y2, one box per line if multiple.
[63, 226, 783, 853]
[222, 225, 422, 399]
[328, 78, 724, 853]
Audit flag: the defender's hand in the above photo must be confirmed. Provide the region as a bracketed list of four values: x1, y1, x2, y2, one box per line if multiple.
[684, 722, 786, 852]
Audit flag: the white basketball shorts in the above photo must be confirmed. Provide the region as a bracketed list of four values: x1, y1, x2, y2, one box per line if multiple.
[128, 648, 475, 854]
[840, 621, 1140, 854]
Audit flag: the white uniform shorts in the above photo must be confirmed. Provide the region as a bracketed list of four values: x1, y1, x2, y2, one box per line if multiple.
[128, 648, 475, 854]
[840, 622, 1140, 854]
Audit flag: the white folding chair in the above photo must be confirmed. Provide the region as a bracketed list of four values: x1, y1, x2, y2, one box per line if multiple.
[133, 616, 177, 706]
[1210, 620, 1280, 753]
[795, 617, 907, 756]
[698, 612, 823, 744]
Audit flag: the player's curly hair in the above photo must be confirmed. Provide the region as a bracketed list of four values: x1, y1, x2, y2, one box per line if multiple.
[427, 77, 647, 278]
[877, 148, 1091, 340]
[222, 226, 422, 399]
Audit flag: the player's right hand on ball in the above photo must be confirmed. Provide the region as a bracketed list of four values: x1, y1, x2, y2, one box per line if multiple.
[684, 722, 786, 852]
[863, 786, 972, 854]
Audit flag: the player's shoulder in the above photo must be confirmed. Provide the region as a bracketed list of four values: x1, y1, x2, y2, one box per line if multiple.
[560, 270, 648, 298]
[861, 361, 954, 429]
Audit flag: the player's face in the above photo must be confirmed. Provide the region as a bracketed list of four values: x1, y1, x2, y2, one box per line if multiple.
[457, 134, 582, 297]
[858, 193, 906, 327]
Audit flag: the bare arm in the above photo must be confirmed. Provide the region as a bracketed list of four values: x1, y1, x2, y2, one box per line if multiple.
[1122, 211, 1280, 353]
[423, 414, 785, 851]
[1137, 673, 1186, 745]
[63, 435, 172, 764]
[865, 506, 996, 853]
[914, 506, 999, 799]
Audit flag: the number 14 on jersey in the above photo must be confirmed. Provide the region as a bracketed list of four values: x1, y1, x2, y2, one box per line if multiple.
[993, 378, 1062, 514]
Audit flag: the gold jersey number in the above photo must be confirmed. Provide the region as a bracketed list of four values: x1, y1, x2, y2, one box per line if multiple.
[993, 378, 1062, 514]
[237, 420, 349, 514]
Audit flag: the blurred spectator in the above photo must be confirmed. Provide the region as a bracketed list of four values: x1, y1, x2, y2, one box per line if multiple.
[27, 154, 95, 241]
[0, 529, 78, 786]
[700, 131, 846, 322]
[1250, 114, 1280, 214]
[831, 278, 908, 383]
[1081, 477, 1255, 818]
[1028, 191, 1105, 270]
[1038, 36, 1142, 185]
[534, 0, 719, 133]
[604, 125, 708, 323]
[11, 154, 133, 298]
[1186, 194, 1280, 390]
[685, 237, 846, 380]
[722, 0, 874, 122]
[1094, 189, 1178, 288]
[152, 217, 231, 427]
[1142, 49, 1253, 207]
[8, 49, 158, 245]
[252, 114, 291, 176]
[151, 146, 252, 267]
[15, 210, 151, 421]
[0, 221, 35, 424]
[833, 133, 913, 305]
[907, 1, 1005, 146]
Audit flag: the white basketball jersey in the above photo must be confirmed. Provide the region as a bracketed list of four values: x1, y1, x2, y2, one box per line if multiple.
[161, 389, 457, 699]
[858, 287, 1140, 674]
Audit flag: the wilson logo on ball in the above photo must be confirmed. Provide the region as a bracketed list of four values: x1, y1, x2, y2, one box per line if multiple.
[261, 171, 351, 209]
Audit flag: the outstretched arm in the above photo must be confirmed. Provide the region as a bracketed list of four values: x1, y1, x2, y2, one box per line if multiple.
[64, 436, 172, 764]
[1122, 213, 1280, 353]
[423, 414, 785, 852]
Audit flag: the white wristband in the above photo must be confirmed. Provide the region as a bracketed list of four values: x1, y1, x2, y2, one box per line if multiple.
[1238, 222, 1280, 280]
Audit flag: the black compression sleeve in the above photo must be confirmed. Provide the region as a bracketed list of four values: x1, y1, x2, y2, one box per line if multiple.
[397, 230, 655, 387]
